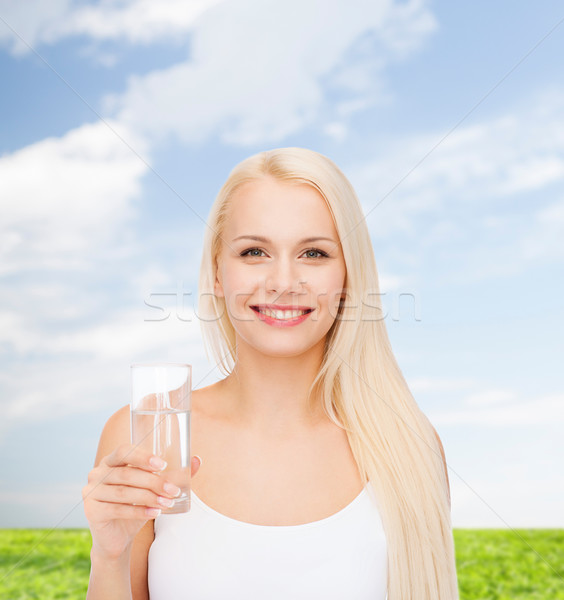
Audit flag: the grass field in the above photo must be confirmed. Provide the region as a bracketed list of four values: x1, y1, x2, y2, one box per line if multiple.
[455, 529, 564, 599]
[0, 529, 562, 598]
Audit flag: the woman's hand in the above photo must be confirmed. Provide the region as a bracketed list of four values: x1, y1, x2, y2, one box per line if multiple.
[83, 443, 201, 562]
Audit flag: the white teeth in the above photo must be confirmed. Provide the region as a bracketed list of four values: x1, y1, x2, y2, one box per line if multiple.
[257, 308, 309, 320]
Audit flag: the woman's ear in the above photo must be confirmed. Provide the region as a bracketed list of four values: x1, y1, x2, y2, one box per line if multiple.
[214, 269, 224, 298]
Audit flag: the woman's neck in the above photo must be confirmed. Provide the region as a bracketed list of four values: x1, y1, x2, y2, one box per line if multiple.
[218, 340, 329, 436]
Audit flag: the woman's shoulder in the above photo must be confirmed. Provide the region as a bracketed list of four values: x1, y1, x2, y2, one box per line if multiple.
[107, 403, 131, 428]
[103, 403, 130, 436]
[94, 403, 130, 466]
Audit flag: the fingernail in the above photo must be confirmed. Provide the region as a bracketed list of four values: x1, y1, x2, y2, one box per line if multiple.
[150, 456, 167, 470]
[157, 496, 175, 508]
[164, 482, 181, 497]
[146, 508, 161, 518]
[194, 455, 202, 466]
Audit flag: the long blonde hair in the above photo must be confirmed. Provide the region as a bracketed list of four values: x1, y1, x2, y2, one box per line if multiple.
[198, 147, 458, 598]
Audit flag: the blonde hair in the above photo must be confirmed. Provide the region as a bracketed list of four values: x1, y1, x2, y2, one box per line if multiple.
[198, 147, 459, 598]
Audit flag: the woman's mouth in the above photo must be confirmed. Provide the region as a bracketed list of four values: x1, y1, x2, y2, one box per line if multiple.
[250, 305, 314, 326]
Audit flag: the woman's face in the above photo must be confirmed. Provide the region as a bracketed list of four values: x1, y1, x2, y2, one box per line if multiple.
[214, 176, 346, 360]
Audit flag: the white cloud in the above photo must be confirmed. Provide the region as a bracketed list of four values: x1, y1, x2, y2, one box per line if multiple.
[49, 307, 203, 359]
[352, 94, 564, 234]
[0, 120, 148, 275]
[323, 122, 349, 142]
[464, 389, 516, 406]
[0, 115, 220, 433]
[450, 474, 564, 528]
[108, 0, 436, 145]
[0, 305, 220, 436]
[0, 482, 87, 528]
[377, 272, 410, 292]
[347, 89, 564, 283]
[0, 0, 71, 55]
[3, 0, 437, 146]
[58, 0, 224, 44]
[0, 0, 222, 54]
[429, 392, 564, 427]
[409, 377, 475, 394]
[520, 197, 564, 262]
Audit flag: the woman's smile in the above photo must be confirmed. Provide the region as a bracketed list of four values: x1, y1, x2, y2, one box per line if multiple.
[251, 304, 315, 327]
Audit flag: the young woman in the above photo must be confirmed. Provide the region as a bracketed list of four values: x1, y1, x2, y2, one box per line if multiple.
[84, 147, 459, 599]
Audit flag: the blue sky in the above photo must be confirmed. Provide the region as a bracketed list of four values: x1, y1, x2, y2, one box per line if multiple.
[0, 0, 563, 531]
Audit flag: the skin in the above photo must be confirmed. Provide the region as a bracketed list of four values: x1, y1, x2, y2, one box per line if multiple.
[84, 176, 450, 598]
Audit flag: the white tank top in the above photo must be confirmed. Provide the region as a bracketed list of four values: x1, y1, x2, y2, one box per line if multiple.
[148, 482, 388, 599]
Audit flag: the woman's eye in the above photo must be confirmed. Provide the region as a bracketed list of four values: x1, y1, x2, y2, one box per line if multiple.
[303, 248, 328, 259]
[241, 248, 265, 257]
[241, 248, 328, 259]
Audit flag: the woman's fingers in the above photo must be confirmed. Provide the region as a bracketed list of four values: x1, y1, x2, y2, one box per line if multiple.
[191, 455, 202, 477]
[103, 443, 166, 472]
[91, 483, 175, 510]
[84, 445, 200, 524]
[99, 466, 178, 495]
[84, 494, 162, 521]
[83, 473, 177, 523]
[85, 466, 181, 506]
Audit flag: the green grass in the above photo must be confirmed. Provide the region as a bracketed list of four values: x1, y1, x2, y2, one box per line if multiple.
[454, 529, 564, 599]
[0, 529, 562, 598]
[0, 529, 91, 599]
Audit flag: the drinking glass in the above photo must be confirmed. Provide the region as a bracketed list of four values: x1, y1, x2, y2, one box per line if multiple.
[130, 363, 192, 514]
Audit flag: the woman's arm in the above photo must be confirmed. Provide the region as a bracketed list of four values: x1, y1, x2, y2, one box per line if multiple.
[85, 404, 201, 599]
[130, 520, 155, 599]
[86, 405, 153, 599]
[86, 404, 200, 599]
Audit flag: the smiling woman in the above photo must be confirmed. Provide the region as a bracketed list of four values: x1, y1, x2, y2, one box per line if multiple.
[83, 147, 458, 600]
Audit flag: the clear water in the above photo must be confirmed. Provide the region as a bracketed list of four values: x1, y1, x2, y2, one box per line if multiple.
[131, 409, 191, 514]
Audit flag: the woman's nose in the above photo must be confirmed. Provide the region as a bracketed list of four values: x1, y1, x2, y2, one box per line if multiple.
[265, 258, 305, 295]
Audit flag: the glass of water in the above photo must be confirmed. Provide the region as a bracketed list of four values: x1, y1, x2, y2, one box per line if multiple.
[130, 363, 192, 514]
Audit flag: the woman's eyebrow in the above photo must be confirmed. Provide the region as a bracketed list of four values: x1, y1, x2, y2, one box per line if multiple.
[232, 235, 338, 244]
